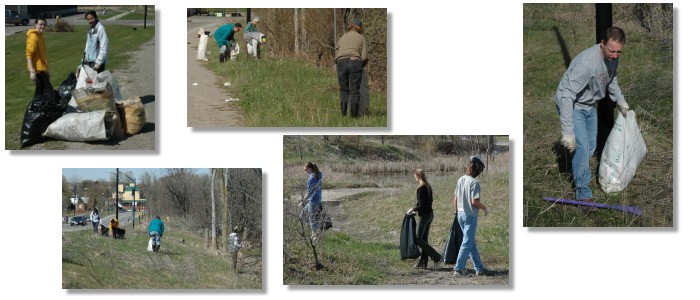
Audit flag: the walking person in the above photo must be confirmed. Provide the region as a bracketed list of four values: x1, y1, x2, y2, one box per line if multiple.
[148, 216, 165, 252]
[26, 17, 53, 98]
[83, 11, 109, 73]
[335, 18, 368, 117]
[405, 169, 442, 270]
[453, 157, 489, 276]
[298, 162, 322, 245]
[89, 208, 100, 235]
[555, 27, 629, 201]
[214, 22, 243, 62]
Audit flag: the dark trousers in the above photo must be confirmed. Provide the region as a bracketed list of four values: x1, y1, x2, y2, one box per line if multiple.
[416, 212, 441, 261]
[85, 61, 106, 73]
[34, 71, 53, 97]
[336, 58, 363, 116]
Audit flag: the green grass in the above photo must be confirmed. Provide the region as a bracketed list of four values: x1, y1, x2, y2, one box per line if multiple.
[62, 220, 261, 289]
[118, 12, 156, 21]
[5, 25, 155, 150]
[283, 158, 509, 284]
[205, 42, 388, 127]
[523, 3, 673, 227]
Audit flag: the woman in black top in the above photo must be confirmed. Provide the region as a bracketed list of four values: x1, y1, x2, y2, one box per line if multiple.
[406, 169, 442, 270]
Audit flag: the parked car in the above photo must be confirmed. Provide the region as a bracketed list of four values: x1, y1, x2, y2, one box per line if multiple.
[5, 10, 30, 26]
[70, 215, 87, 226]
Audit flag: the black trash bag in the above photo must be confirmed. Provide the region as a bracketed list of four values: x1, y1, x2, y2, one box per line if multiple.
[20, 92, 66, 148]
[319, 204, 333, 231]
[442, 214, 464, 264]
[57, 72, 77, 106]
[400, 214, 421, 260]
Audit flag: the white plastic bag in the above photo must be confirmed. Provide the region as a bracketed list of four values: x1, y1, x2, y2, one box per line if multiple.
[599, 110, 647, 193]
[42, 110, 108, 141]
[147, 237, 153, 251]
[197, 34, 209, 61]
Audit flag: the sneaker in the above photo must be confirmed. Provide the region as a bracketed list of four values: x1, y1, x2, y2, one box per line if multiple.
[452, 270, 468, 277]
[474, 269, 485, 276]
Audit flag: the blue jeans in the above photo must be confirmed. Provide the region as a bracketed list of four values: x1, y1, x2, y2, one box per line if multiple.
[572, 108, 597, 200]
[454, 212, 483, 272]
[300, 202, 321, 232]
[149, 231, 161, 246]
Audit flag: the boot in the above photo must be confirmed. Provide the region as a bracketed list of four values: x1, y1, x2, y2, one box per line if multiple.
[414, 257, 427, 269]
[219, 53, 225, 63]
[341, 102, 348, 117]
[155, 244, 159, 252]
[350, 103, 359, 118]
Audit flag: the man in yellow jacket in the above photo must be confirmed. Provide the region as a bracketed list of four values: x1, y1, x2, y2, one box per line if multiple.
[26, 17, 53, 98]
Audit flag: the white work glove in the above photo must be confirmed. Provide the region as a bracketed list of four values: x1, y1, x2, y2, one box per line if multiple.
[94, 64, 101, 71]
[618, 102, 629, 118]
[30, 71, 36, 81]
[561, 134, 576, 152]
[483, 208, 489, 217]
[405, 208, 415, 216]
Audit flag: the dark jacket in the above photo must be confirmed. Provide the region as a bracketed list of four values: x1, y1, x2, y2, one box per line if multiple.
[413, 184, 433, 215]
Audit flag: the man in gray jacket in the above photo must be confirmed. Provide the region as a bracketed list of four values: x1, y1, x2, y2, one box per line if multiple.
[554, 27, 629, 201]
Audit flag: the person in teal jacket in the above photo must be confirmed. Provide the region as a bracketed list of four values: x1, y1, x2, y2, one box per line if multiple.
[214, 22, 243, 62]
[245, 16, 259, 33]
[148, 216, 165, 252]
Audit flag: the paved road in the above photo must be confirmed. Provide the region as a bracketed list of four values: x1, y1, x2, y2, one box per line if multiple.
[62, 212, 142, 232]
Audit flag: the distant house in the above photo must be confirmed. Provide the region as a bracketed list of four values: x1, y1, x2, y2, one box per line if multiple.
[112, 183, 147, 211]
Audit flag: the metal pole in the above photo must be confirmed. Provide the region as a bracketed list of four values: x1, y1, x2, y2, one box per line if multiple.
[143, 5, 147, 29]
[115, 168, 119, 221]
[595, 4, 615, 158]
[132, 183, 136, 229]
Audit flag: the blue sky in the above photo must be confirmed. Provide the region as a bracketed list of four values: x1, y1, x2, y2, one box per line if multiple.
[62, 168, 210, 182]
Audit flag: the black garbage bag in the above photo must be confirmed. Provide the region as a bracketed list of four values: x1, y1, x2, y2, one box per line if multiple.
[400, 214, 421, 260]
[20, 92, 65, 148]
[442, 214, 464, 264]
[57, 72, 77, 106]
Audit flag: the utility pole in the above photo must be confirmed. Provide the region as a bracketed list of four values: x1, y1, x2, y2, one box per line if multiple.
[115, 168, 119, 221]
[595, 4, 615, 158]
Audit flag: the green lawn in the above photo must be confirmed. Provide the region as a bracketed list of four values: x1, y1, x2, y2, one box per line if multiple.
[523, 3, 673, 227]
[205, 41, 388, 127]
[118, 12, 156, 21]
[5, 25, 155, 150]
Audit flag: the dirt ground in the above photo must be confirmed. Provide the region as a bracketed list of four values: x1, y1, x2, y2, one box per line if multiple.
[186, 19, 245, 127]
[26, 37, 157, 150]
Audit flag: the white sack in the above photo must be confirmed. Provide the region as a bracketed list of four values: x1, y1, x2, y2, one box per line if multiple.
[42, 110, 108, 141]
[599, 110, 647, 193]
[197, 34, 209, 61]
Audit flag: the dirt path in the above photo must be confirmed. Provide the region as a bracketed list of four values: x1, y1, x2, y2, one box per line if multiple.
[186, 21, 245, 127]
[28, 37, 157, 150]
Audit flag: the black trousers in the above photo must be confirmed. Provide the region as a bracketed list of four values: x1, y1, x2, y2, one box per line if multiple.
[336, 59, 363, 106]
[34, 71, 53, 97]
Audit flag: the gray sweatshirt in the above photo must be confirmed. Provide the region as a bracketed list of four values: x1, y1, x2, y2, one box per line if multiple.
[244, 32, 265, 44]
[554, 43, 627, 135]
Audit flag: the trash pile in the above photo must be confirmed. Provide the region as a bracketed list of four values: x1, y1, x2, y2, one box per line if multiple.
[20, 65, 146, 148]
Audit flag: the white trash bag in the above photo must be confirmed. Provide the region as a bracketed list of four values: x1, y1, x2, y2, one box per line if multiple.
[599, 110, 647, 193]
[42, 110, 109, 142]
[197, 33, 209, 61]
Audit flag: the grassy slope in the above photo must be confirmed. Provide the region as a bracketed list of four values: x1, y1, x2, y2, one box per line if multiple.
[282, 136, 509, 284]
[205, 41, 388, 127]
[523, 4, 673, 227]
[4, 25, 155, 150]
[62, 220, 262, 289]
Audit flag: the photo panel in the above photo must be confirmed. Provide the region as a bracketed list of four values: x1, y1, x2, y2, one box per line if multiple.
[61, 168, 263, 289]
[186, 8, 387, 127]
[5, 5, 156, 150]
[523, 3, 673, 227]
[283, 135, 510, 285]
